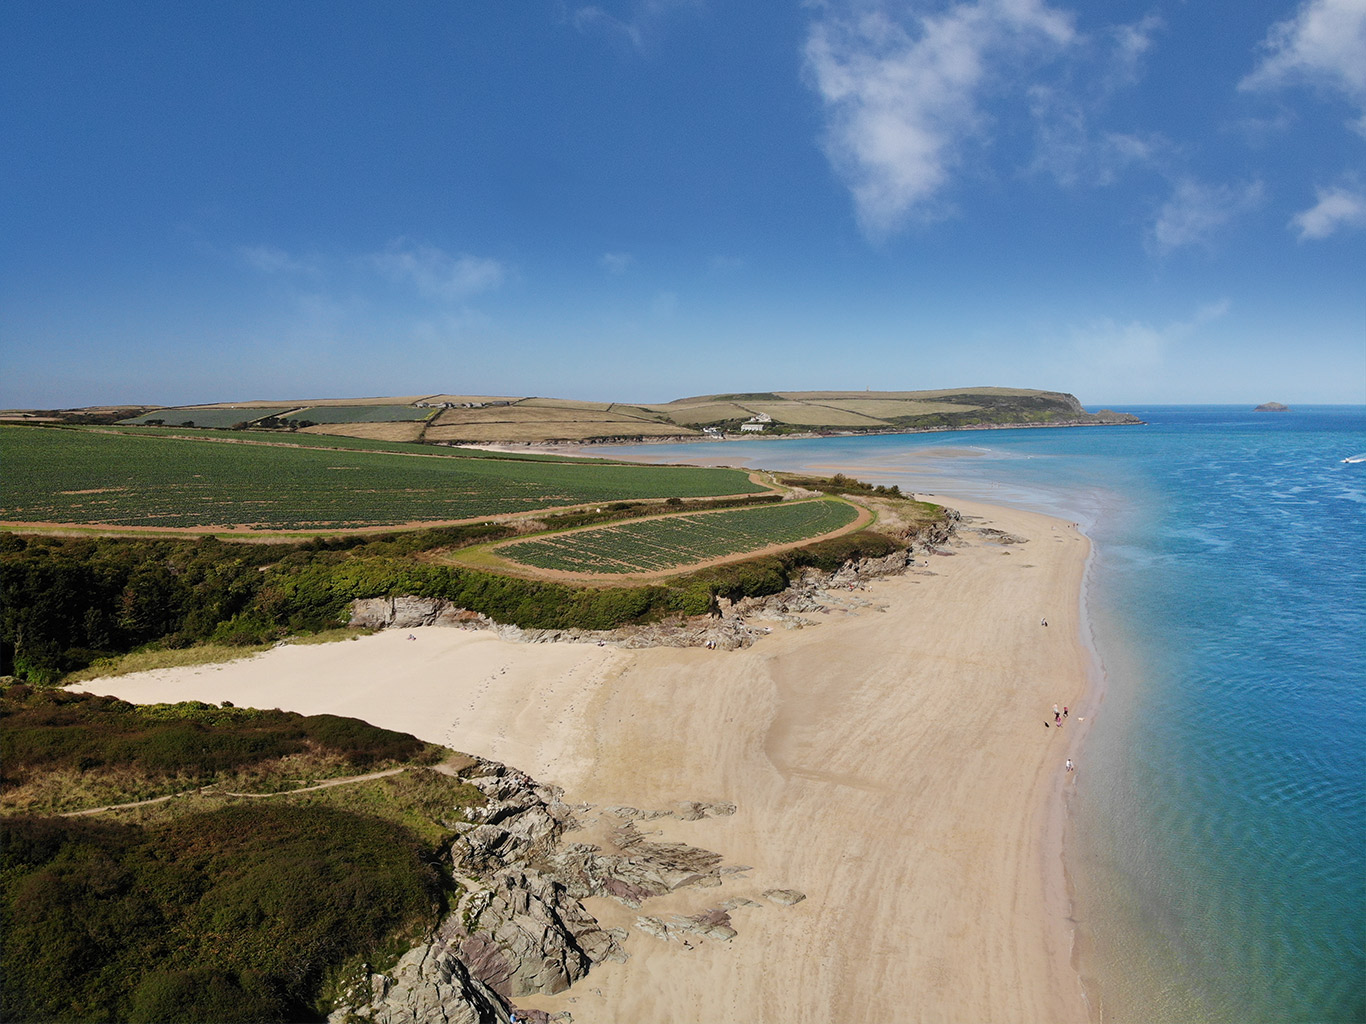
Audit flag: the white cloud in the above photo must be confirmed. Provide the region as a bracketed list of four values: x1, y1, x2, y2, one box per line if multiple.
[601, 251, 635, 274]
[1241, 0, 1366, 134]
[1289, 183, 1366, 238]
[1150, 178, 1265, 252]
[804, 0, 1075, 236]
[371, 241, 506, 300]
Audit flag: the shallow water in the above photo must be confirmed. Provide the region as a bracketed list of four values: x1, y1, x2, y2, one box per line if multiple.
[615, 407, 1366, 1024]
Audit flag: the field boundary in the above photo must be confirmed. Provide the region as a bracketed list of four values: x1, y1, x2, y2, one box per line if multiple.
[464, 497, 875, 583]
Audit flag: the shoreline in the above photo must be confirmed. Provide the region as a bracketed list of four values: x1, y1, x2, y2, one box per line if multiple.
[72, 493, 1094, 1023]
[451, 416, 1144, 454]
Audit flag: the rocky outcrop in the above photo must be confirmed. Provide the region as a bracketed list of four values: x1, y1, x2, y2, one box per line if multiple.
[332, 761, 780, 1024]
[1255, 402, 1289, 412]
[348, 597, 492, 631]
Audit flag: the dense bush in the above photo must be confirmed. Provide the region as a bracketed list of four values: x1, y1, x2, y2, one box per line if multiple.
[1, 500, 928, 682]
[0, 688, 434, 786]
[1, 804, 441, 1022]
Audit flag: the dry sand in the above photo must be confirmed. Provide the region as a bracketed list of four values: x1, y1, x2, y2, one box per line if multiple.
[77, 495, 1093, 1024]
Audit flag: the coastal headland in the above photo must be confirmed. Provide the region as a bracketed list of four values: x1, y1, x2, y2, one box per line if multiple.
[79, 494, 1093, 1023]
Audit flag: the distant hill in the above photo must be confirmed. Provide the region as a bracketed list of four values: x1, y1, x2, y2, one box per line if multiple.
[2, 388, 1142, 444]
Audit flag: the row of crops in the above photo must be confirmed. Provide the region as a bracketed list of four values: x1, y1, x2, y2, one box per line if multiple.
[0, 427, 764, 530]
[498, 499, 862, 574]
[120, 408, 292, 428]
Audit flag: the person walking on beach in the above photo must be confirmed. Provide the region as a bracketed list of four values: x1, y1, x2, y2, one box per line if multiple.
[1065, 758, 1074, 772]
[1063, 706, 1069, 719]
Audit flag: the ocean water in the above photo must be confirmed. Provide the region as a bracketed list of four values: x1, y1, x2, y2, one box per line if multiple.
[614, 406, 1366, 1024]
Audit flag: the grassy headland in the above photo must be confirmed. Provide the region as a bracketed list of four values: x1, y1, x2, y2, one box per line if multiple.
[0, 686, 482, 1024]
[2, 387, 1142, 447]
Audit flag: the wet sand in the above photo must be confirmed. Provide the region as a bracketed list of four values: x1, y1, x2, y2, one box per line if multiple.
[77, 495, 1092, 1023]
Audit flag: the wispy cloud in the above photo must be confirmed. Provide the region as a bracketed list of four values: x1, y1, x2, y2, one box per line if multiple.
[1149, 178, 1265, 252]
[572, 0, 701, 54]
[1290, 182, 1366, 239]
[804, 0, 1075, 237]
[371, 241, 506, 300]
[1105, 14, 1163, 89]
[1026, 15, 1166, 187]
[1070, 300, 1230, 377]
[601, 251, 635, 275]
[1241, 0, 1366, 135]
[1027, 84, 1166, 186]
[236, 244, 318, 276]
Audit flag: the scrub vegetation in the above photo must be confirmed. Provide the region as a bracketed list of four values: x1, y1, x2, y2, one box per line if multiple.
[0, 687, 480, 1024]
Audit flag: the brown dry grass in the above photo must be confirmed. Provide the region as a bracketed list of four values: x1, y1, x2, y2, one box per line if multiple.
[299, 421, 427, 442]
[635, 401, 755, 423]
[735, 402, 887, 426]
[426, 420, 697, 442]
[808, 399, 983, 418]
[432, 405, 657, 426]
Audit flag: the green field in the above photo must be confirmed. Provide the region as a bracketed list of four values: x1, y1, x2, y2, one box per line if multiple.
[102, 424, 591, 460]
[498, 498, 861, 574]
[0, 426, 765, 530]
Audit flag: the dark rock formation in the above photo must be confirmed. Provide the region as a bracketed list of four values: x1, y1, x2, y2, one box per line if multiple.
[331, 761, 780, 1024]
[1255, 402, 1290, 412]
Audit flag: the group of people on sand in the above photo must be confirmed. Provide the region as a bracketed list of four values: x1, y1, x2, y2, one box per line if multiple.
[1048, 703, 1077, 774]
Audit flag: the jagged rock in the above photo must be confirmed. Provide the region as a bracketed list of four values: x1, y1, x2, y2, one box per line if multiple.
[348, 596, 492, 630]
[762, 888, 807, 906]
[329, 934, 506, 1024]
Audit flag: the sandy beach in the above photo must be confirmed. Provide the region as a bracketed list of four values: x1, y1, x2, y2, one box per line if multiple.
[76, 495, 1093, 1023]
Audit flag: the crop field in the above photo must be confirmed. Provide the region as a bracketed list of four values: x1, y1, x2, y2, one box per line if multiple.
[498, 498, 861, 574]
[0, 426, 765, 531]
[285, 404, 433, 423]
[426, 419, 693, 442]
[119, 408, 291, 427]
[101, 424, 591, 460]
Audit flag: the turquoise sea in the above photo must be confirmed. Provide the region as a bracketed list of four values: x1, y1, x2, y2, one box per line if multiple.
[615, 406, 1366, 1024]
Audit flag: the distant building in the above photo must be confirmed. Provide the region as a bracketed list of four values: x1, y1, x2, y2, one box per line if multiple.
[740, 422, 765, 432]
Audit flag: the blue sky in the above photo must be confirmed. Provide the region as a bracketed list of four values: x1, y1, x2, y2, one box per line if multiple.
[2, 0, 1363, 408]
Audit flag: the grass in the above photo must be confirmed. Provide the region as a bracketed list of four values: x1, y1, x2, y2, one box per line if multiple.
[59, 644, 274, 683]
[59, 629, 373, 684]
[0, 424, 766, 530]
[497, 498, 862, 575]
[0, 687, 446, 815]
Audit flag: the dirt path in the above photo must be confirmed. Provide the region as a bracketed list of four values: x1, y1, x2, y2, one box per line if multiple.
[472, 500, 875, 583]
[58, 764, 426, 818]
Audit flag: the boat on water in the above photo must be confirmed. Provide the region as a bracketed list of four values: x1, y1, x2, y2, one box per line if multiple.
[1342, 454, 1366, 464]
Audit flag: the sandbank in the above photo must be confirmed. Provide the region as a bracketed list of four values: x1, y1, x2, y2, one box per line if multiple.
[76, 495, 1092, 1023]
